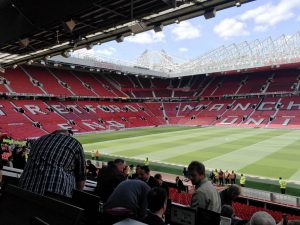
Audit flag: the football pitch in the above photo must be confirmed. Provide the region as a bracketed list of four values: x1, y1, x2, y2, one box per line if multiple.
[77, 126, 300, 182]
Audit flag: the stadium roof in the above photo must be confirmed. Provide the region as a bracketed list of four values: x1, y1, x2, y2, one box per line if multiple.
[47, 31, 300, 78]
[0, 0, 254, 69]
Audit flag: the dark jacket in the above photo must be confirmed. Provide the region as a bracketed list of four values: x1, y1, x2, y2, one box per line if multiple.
[131, 173, 139, 179]
[220, 189, 234, 206]
[161, 182, 169, 197]
[141, 212, 165, 225]
[104, 180, 151, 218]
[176, 179, 185, 192]
[13, 151, 26, 170]
[86, 163, 97, 177]
[146, 176, 159, 189]
[0, 148, 3, 170]
[95, 165, 125, 202]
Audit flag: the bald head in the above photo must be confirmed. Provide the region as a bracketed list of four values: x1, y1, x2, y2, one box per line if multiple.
[250, 212, 276, 225]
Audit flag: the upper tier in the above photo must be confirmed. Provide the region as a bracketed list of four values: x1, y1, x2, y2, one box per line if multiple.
[0, 66, 298, 99]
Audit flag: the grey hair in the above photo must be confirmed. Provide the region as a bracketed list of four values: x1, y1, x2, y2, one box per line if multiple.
[250, 211, 276, 225]
[288, 221, 300, 225]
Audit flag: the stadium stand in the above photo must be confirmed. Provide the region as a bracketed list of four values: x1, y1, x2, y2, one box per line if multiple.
[168, 187, 300, 222]
[1, 66, 300, 139]
[1, 68, 44, 95]
[50, 69, 97, 97]
[23, 66, 74, 96]
[4, 0, 300, 224]
[2, 165, 300, 225]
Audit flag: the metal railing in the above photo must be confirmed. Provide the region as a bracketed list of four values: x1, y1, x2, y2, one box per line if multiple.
[242, 187, 300, 208]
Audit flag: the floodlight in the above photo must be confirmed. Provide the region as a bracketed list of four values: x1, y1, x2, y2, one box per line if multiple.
[129, 21, 146, 33]
[62, 50, 71, 58]
[116, 35, 124, 43]
[235, 1, 241, 7]
[153, 24, 163, 32]
[63, 19, 77, 32]
[204, 8, 216, 19]
[19, 38, 30, 47]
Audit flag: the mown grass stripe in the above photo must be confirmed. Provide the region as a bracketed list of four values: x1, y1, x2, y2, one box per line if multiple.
[111, 127, 245, 156]
[78, 126, 198, 144]
[239, 135, 300, 179]
[165, 129, 286, 165]
[208, 130, 297, 177]
[135, 128, 271, 160]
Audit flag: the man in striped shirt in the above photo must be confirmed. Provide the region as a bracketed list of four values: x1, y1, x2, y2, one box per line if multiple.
[19, 129, 86, 197]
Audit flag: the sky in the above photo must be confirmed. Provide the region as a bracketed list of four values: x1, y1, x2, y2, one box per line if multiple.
[75, 0, 300, 62]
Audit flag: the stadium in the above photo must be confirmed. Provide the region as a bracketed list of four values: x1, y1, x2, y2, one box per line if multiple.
[1, 0, 300, 224]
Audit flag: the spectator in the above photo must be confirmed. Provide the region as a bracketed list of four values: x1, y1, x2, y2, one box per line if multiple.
[0, 143, 3, 186]
[139, 165, 159, 188]
[86, 160, 97, 179]
[6, 156, 13, 167]
[104, 179, 150, 218]
[231, 171, 237, 184]
[107, 161, 114, 166]
[183, 167, 189, 181]
[220, 185, 241, 206]
[141, 187, 167, 225]
[95, 158, 126, 202]
[188, 161, 221, 213]
[131, 164, 141, 179]
[123, 165, 130, 178]
[12, 146, 26, 169]
[249, 211, 276, 225]
[221, 204, 235, 219]
[221, 205, 247, 225]
[154, 173, 169, 196]
[128, 165, 135, 178]
[286, 221, 300, 225]
[175, 176, 185, 193]
[23, 146, 29, 162]
[19, 129, 86, 197]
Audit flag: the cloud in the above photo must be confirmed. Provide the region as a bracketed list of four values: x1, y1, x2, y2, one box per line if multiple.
[214, 18, 249, 39]
[240, 0, 300, 31]
[73, 47, 117, 57]
[95, 47, 116, 56]
[171, 21, 201, 40]
[179, 47, 188, 52]
[214, 0, 300, 38]
[254, 25, 268, 32]
[126, 30, 165, 44]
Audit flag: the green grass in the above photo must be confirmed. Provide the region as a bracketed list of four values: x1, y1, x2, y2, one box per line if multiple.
[76, 126, 300, 196]
[77, 126, 198, 144]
